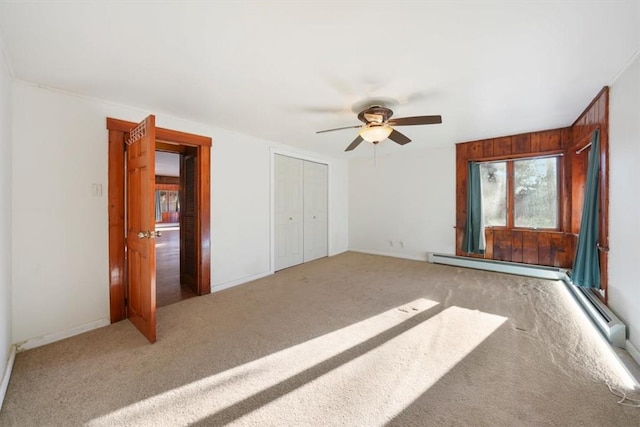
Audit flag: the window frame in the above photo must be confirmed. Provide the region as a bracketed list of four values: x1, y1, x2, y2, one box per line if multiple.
[479, 154, 562, 232]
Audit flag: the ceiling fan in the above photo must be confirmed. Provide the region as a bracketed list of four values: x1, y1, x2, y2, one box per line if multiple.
[316, 105, 442, 151]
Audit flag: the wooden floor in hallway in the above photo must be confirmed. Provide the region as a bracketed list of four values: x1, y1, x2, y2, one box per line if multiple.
[155, 227, 196, 307]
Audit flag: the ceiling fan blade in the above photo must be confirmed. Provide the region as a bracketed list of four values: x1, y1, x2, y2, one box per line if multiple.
[388, 129, 411, 145]
[388, 115, 442, 126]
[316, 125, 361, 134]
[345, 135, 364, 151]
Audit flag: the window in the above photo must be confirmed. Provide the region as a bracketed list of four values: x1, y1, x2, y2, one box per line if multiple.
[479, 156, 559, 229]
[513, 158, 558, 228]
[158, 190, 179, 213]
[479, 162, 507, 226]
[155, 189, 180, 223]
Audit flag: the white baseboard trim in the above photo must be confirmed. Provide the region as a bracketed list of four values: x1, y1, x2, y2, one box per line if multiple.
[329, 249, 349, 257]
[627, 340, 640, 368]
[349, 248, 427, 262]
[212, 271, 273, 293]
[0, 345, 16, 412]
[15, 318, 110, 352]
[213, 252, 350, 294]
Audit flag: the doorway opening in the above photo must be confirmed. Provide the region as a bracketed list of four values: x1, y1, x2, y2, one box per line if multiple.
[106, 117, 212, 333]
[154, 151, 196, 307]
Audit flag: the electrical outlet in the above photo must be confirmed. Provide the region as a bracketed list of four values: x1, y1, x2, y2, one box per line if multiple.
[399, 241, 404, 248]
[389, 240, 394, 247]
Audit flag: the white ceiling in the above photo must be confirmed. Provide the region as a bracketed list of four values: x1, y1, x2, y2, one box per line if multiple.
[1, 1, 638, 158]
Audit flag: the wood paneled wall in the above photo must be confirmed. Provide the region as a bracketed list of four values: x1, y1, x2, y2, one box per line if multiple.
[455, 87, 609, 297]
[156, 175, 179, 185]
[486, 229, 576, 268]
[155, 183, 179, 191]
[570, 87, 609, 298]
[456, 127, 576, 268]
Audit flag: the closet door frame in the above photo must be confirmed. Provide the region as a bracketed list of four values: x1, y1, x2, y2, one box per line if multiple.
[270, 148, 331, 273]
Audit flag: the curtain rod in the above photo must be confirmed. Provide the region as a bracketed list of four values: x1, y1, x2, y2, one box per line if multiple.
[476, 153, 563, 165]
[576, 127, 600, 154]
[576, 142, 591, 154]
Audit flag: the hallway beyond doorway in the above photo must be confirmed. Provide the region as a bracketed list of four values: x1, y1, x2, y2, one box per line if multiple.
[155, 227, 196, 307]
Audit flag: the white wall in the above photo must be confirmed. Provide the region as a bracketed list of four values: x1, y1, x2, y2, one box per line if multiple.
[329, 159, 349, 254]
[11, 82, 348, 344]
[0, 34, 13, 391]
[349, 146, 456, 260]
[210, 130, 349, 289]
[608, 53, 640, 353]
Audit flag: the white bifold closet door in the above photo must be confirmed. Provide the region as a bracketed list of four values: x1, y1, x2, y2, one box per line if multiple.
[303, 160, 328, 262]
[274, 154, 328, 271]
[275, 155, 304, 271]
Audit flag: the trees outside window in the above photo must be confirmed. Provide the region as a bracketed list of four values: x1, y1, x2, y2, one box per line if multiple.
[479, 157, 559, 229]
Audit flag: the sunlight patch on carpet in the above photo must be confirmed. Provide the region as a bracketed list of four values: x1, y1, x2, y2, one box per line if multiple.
[554, 282, 637, 389]
[233, 305, 507, 426]
[87, 300, 507, 426]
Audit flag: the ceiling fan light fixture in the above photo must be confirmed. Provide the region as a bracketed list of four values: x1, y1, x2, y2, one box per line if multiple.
[316, 105, 441, 151]
[359, 125, 393, 143]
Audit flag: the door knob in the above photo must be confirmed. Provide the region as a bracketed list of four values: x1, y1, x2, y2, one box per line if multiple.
[137, 230, 162, 239]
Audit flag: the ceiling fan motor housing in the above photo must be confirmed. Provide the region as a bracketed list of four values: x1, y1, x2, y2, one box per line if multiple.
[357, 105, 393, 124]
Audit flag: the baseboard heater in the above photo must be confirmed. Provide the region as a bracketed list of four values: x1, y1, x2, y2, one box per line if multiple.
[427, 253, 568, 280]
[427, 253, 626, 348]
[562, 277, 626, 348]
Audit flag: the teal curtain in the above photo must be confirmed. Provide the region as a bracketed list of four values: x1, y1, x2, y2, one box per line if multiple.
[572, 130, 601, 288]
[463, 162, 484, 254]
[155, 190, 162, 222]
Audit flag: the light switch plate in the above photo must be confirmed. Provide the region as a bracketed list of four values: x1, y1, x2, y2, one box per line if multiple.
[92, 183, 103, 197]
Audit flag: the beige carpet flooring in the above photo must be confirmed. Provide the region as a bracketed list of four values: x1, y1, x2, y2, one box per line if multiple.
[1, 252, 639, 426]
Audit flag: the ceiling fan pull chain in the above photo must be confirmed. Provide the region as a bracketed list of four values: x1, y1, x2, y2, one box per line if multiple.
[374, 144, 377, 168]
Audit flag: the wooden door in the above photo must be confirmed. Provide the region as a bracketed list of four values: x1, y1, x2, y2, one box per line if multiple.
[274, 154, 304, 271]
[108, 118, 212, 323]
[126, 115, 157, 343]
[303, 161, 328, 262]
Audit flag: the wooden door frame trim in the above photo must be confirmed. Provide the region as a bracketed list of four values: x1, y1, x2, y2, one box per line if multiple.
[106, 117, 212, 323]
[107, 118, 211, 146]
